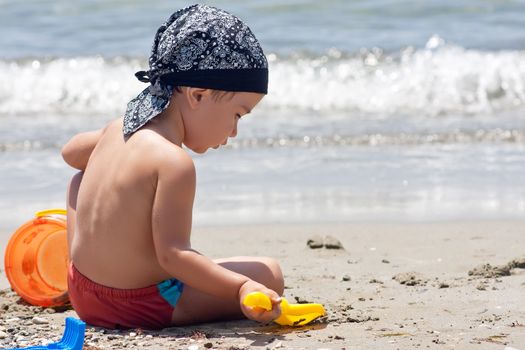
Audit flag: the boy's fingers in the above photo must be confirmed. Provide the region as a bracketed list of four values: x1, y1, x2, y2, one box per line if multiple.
[266, 289, 281, 304]
[242, 303, 281, 324]
[265, 304, 281, 322]
[244, 305, 268, 319]
[259, 309, 278, 324]
[240, 288, 283, 324]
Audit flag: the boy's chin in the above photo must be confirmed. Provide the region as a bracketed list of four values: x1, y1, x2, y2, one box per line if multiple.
[184, 141, 218, 154]
[188, 145, 209, 154]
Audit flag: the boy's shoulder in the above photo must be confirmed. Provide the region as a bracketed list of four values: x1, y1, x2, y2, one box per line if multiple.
[153, 139, 195, 183]
[105, 118, 195, 181]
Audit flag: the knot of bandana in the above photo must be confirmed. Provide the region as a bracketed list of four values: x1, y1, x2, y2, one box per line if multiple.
[123, 4, 268, 136]
[149, 80, 172, 97]
[135, 71, 151, 83]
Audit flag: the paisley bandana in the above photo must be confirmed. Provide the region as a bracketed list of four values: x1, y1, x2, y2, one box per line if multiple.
[123, 4, 268, 136]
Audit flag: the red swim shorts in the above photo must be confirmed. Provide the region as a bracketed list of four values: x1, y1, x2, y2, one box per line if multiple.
[67, 263, 184, 329]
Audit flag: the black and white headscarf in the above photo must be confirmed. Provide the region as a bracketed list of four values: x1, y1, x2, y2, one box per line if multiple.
[123, 4, 268, 136]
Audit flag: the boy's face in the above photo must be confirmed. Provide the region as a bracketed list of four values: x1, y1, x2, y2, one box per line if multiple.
[182, 90, 264, 153]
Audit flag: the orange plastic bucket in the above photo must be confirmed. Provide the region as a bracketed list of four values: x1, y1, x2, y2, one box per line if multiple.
[4, 209, 69, 307]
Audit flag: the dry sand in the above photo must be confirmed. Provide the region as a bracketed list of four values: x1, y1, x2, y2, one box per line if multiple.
[1, 220, 524, 349]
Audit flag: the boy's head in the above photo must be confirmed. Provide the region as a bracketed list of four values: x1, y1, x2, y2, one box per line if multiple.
[123, 4, 268, 142]
[171, 87, 264, 153]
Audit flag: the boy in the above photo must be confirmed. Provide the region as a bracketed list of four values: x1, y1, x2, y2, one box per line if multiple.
[61, 4, 284, 329]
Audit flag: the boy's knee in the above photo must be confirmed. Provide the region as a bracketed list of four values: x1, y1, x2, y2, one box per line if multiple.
[68, 172, 83, 194]
[218, 256, 284, 295]
[260, 257, 284, 295]
[67, 172, 84, 208]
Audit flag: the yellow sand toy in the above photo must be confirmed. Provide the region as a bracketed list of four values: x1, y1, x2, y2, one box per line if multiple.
[243, 292, 325, 326]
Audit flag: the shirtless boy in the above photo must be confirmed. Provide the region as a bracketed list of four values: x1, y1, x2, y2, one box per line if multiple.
[61, 5, 283, 329]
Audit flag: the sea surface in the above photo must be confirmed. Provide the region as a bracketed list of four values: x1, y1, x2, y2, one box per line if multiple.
[1, 0, 524, 233]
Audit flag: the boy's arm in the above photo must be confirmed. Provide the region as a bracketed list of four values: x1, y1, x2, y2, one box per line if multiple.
[61, 126, 107, 171]
[151, 149, 251, 300]
[152, 149, 278, 304]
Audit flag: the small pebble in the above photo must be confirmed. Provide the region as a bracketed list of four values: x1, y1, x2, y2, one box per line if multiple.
[369, 278, 383, 284]
[0, 330, 8, 339]
[16, 335, 27, 342]
[382, 259, 390, 264]
[508, 257, 525, 269]
[307, 235, 324, 249]
[32, 316, 49, 325]
[342, 274, 351, 282]
[294, 296, 310, 304]
[324, 235, 344, 250]
[129, 332, 137, 337]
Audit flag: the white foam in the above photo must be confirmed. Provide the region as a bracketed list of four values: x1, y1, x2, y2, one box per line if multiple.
[0, 56, 145, 116]
[267, 37, 525, 115]
[1, 37, 524, 116]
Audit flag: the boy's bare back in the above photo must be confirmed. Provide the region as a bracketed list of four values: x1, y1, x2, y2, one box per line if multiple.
[70, 118, 191, 289]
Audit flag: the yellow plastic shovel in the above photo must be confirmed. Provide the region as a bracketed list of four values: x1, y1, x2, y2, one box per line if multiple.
[243, 292, 325, 326]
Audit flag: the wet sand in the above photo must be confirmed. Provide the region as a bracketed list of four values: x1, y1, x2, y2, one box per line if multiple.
[1, 221, 524, 349]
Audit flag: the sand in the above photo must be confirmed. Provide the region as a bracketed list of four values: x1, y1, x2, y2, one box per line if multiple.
[1, 220, 524, 349]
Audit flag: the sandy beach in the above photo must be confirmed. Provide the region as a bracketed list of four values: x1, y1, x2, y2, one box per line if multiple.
[0, 220, 524, 349]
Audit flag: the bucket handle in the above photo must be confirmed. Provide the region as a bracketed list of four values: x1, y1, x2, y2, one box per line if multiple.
[35, 208, 67, 217]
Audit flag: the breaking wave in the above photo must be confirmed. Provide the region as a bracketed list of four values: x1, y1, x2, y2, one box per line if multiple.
[1, 37, 525, 117]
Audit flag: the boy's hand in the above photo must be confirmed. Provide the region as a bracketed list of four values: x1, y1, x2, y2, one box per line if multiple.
[239, 280, 282, 324]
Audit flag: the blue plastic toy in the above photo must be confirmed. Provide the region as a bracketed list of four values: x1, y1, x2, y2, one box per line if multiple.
[5, 317, 85, 350]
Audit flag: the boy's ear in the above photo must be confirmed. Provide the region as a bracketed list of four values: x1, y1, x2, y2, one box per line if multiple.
[185, 88, 212, 109]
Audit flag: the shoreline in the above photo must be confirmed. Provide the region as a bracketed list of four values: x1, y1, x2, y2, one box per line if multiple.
[1, 220, 525, 349]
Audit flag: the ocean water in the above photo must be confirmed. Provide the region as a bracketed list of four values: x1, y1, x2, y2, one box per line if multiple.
[1, 0, 524, 233]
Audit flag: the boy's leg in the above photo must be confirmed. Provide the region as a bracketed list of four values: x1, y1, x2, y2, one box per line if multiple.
[170, 256, 284, 325]
[66, 172, 83, 255]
